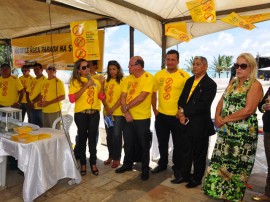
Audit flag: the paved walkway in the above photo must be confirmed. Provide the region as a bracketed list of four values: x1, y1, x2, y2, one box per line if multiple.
[0, 133, 267, 202]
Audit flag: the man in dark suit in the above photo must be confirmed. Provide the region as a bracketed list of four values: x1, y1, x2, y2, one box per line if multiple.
[171, 56, 217, 188]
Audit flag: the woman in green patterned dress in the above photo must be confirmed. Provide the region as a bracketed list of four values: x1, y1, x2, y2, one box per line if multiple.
[202, 53, 263, 202]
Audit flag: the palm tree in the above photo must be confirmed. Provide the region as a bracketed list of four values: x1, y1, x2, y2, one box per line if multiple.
[184, 56, 195, 73]
[211, 55, 225, 78]
[223, 55, 234, 78]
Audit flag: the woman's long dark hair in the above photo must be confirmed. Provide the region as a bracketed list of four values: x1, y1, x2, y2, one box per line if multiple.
[69, 58, 87, 86]
[106, 60, 124, 84]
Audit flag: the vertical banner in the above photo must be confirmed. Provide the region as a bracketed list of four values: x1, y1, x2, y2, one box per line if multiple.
[70, 20, 100, 61]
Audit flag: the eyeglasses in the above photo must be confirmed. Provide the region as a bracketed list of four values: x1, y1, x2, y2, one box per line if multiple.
[234, 63, 248, 70]
[81, 65, 89, 70]
[47, 67, 56, 71]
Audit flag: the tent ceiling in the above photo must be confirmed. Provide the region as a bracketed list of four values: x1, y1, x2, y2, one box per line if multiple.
[0, 0, 122, 44]
[0, 0, 269, 48]
[54, 0, 270, 47]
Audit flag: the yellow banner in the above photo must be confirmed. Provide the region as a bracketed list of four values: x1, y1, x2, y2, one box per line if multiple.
[221, 12, 256, 30]
[70, 20, 100, 61]
[165, 22, 192, 42]
[242, 13, 270, 24]
[186, 0, 216, 23]
[12, 31, 104, 71]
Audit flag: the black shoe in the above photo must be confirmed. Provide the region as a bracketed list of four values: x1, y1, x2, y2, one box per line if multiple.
[170, 177, 189, 184]
[141, 171, 149, 181]
[151, 165, 167, 174]
[185, 178, 201, 188]
[115, 165, 132, 173]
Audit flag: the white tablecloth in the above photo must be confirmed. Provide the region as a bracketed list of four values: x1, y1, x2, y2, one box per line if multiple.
[1, 128, 81, 202]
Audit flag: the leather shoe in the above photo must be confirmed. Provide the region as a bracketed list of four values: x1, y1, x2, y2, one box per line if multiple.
[115, 165, 132, 173]
[170, 177, 189, 184]
[252, 194, 270, 201]
[141, 171, 149, 181]
[185, 178, 201, 188]
[151, 166, 167, 174]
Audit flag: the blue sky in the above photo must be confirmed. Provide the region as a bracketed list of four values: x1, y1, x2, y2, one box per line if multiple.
[103, 20, 270, 72]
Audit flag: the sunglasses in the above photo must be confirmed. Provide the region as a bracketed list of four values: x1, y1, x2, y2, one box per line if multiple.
[234, 63, 248, 70]
[81, 65, 89, 70]
[47, 67, 56, 71]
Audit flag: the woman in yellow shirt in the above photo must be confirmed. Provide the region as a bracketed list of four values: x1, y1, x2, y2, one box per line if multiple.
[102, 60, 124, 168]
[68, 59, 103, 176]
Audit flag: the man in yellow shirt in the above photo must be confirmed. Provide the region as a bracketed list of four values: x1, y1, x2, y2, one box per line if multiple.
[26, 63, 46, 127]
[115, 56, 155, 181]
[38, 66, 65, 128]
[19, 65, 34, 121]
[151, 50, 190, 179]
[0, 63, 24, 108]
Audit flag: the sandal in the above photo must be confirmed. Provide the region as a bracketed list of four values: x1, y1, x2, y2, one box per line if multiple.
[81, 165, 86, 176]
[104, 158, 112, 165]
[90, 165, 99, 176]
[111, 160, 120, 168]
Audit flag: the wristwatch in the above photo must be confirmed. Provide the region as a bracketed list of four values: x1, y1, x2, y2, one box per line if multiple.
[179, 107, 184, 113]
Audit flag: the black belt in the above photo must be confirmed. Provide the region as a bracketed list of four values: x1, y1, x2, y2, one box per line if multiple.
[81, 109, 99, 114]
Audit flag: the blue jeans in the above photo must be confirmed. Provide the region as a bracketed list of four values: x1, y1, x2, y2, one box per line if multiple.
[122, 119, 151, 172]
[105, 116, 124, 160]
[74, 111, 100, 166]
[29, 109, 43, 127]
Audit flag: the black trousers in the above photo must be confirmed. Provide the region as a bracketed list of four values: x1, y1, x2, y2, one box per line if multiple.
[264, 132, 270, 197]
[74, 111, 100, 166]
[122, 119, 151, 172]
[179, 133, 209, 181]
[155, 113, 183, 169]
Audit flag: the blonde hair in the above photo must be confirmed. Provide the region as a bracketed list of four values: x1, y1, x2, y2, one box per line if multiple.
[237, 53, 257, 80]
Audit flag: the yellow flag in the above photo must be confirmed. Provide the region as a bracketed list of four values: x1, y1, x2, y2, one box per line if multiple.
[70, 20, 100, 61]
[165, 22, 192, 42]
[186, 0, 216, 23]
[221, 12, 256, 30]
[242, 13, 270, 24]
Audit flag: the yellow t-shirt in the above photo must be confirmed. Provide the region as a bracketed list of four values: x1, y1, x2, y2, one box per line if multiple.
[154, 68, 190, 115]
[122, 72, 154, 120]
[27, 75, 47, 109]
[19, 75, 34, 103]
[0, 75, 24, 106]
[69, 76, 102, 113]
[104, 78, 124, 116]
[41, 78, 65, 113]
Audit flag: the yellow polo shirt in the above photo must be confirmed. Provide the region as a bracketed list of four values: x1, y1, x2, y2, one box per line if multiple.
[27, 75, 47, 109]
[19, 75, 34, 103]
[104, 78, 125, 116]
[69, 76, 102, 113]
[0, 75, 24, 106]
[41, 78, 65, 113]
[154, 68, 189, 115]
[122, 72, 154, 120]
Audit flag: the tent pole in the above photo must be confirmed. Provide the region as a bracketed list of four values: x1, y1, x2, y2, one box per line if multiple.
[129, 26, 134, 59]
[161, 23, 166, 69]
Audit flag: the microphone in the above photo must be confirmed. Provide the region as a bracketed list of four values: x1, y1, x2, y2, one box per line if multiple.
[86, 74, 96, 87]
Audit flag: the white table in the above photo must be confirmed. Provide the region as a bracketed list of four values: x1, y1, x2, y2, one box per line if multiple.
[0, 128, 81, 202]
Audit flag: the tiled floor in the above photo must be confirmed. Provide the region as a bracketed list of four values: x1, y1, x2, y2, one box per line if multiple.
[0, 138, 267, 202]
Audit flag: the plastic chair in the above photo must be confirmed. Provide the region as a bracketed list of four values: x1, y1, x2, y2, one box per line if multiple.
[52, 114, 73, 133]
